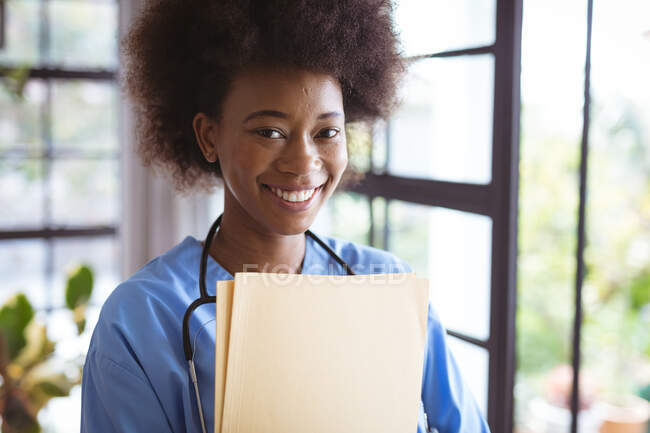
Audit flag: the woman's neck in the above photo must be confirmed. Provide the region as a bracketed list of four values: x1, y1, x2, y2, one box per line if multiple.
[207, 206, 306, 276]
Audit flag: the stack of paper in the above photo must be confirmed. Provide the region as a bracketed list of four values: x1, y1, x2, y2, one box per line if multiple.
[215, 272, 429, 433]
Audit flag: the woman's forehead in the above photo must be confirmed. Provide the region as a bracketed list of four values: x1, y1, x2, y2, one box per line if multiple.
[223, 66, 344, 120]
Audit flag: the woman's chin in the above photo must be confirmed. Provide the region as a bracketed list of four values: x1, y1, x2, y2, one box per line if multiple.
[267, 213, 318, 236]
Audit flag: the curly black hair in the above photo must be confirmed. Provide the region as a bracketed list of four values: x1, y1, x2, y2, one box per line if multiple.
[121, 0, 404, 191]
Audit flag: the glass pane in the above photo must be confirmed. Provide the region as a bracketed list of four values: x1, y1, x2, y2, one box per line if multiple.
[371, 197, 387, 250]
[515, 0, 589, 430]
[51, 236, 120, 308]
[388, 201, 492, 340]
[311, 192, 370, 246]
[0, 240, 47, 309]
[52, 81, 119, 155]
[388, 56, 494, 184]
[0, 158, 45, 228]
[447, 336, 489, 416]
[346, 122, 371, 173]
[371, 120, 388, 173]
[50, 159, 119, 226]
[581, 0, 650, 429]
[0, 0, 40, 64]
[49, 0, 118, 69]
[386, 200, 428, 275]
[393, 0, 496, 57]
[0, 80, 45, 156]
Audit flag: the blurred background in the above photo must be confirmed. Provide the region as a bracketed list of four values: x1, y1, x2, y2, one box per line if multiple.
[0, 0, 648, 432]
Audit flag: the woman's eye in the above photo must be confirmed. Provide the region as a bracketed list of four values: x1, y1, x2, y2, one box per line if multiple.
[257, 129, 284, 139]
[317, 128, 339, 139]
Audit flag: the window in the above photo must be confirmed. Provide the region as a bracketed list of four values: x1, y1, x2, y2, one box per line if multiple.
[315, 0, 521, 430]
[0, 0, 120, 430]
[516, 0, 650, 432]
[318, 1, 650, 432]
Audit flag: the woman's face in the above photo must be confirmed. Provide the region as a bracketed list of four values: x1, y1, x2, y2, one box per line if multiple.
[198, 67, 348, 236]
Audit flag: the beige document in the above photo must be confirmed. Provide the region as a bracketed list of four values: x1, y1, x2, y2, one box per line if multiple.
[216, 272, 429, 433]
[215, 280, 234, 431]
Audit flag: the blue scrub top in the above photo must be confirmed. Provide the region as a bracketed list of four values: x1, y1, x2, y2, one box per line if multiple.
[81, 234, 490, 433]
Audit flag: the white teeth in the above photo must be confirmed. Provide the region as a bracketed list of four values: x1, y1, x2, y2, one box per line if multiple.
[269, 186, 318, 203]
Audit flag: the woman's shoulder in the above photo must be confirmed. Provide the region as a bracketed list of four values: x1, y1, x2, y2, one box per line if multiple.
[89, 237, 204, 362]
[97, 236, 202, 329]
[306, 232, 412, 275]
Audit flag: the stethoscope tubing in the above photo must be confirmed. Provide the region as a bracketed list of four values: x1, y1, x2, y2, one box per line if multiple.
[182, 213, 355, 433]
[183, 214, 355, 361]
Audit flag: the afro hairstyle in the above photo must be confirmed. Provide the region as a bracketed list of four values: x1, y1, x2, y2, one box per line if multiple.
[121, 0, 405, 191]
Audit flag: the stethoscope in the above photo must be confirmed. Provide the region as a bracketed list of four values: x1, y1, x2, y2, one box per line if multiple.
[182, 213, 356, 433]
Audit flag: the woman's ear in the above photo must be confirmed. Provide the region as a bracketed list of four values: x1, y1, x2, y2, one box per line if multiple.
[192, 112, 219, 163]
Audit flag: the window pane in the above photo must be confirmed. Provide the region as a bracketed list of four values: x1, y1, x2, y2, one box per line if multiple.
[371, 120, 388, 173]
[49, 0, 118, 69]
[50, 159, 119, 226]
[388, 56, 494, 184]
[0, 0, 40, 64]
[0, 240, 47, 309]
[386, 200, 428, 274]
[52, 81, 118, 155]
[515, 0, 589, 430]
[0, 158, 45, 228]
[371, 197, 387, 250]
[311, 192, 370, 246]
[393, 0, 496, 57]
[0, 80, 45, 156]
[51, 236, 120, 308]
[581, 0, 650, 428]
[387, 201, 492, 340]
[448, 336, 489, 416]
[346, 122, 372, 173]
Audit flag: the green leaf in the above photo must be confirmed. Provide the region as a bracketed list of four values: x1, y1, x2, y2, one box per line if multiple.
[65, 264, 94, 310]
[0, 66, 31, 101]
[629, 270, 650, 312]
[36, 380, 70, 397]
[0, 293, 35, 360]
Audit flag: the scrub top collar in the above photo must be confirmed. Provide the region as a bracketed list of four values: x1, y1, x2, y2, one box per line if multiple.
[185, 233, 318, 296]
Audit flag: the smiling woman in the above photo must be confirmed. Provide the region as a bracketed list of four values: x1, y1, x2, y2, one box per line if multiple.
[80, 0, 490, 432]
[193, 68, 347, 244]
[191, 67, 349, 275]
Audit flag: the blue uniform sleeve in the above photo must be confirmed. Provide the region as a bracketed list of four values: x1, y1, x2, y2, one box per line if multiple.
[421, 303, 491, 433]
[81, 349, 174, 433]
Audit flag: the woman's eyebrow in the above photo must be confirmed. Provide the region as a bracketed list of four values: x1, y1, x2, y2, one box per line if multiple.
[242, 110, 343, 123]
[317, 111, 343, 120]
[243, 110, 288, 123]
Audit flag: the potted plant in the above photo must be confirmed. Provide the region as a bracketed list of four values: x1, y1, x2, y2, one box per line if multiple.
[0, 264, 94, 433]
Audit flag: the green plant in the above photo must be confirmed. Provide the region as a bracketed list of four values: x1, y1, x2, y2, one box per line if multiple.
[0, 264, 94, 433]
[0, 66, 31, 101]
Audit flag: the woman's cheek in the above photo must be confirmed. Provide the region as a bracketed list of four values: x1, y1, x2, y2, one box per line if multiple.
[332, 141, 349, 180]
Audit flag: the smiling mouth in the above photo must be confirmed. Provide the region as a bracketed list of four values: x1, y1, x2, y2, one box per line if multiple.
[262, 183, 325, 203]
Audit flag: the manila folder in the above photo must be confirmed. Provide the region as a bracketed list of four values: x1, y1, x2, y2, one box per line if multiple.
[217, 272, 429, 433]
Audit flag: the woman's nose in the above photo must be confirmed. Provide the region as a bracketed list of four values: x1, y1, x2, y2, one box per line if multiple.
[275, 132, 323, 176]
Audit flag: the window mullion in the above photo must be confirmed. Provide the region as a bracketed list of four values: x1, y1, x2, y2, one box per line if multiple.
[570, 0, 594, 430]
